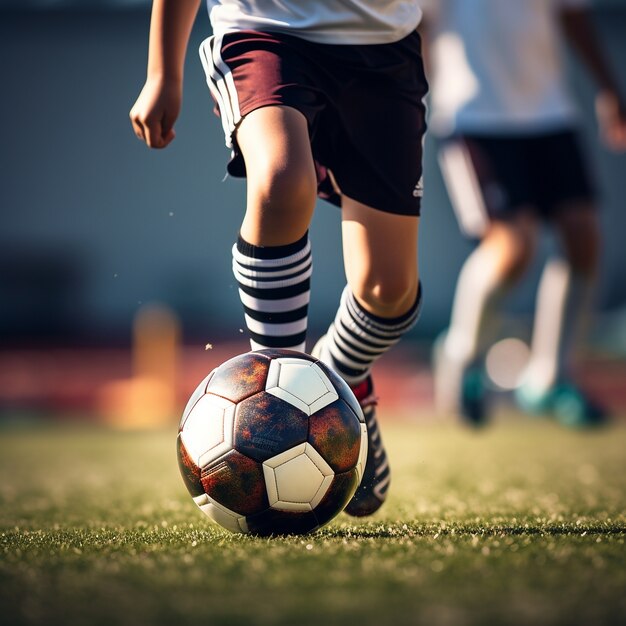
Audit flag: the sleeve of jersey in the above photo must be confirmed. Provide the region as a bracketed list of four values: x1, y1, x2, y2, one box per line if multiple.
[418, 0, 440, 21]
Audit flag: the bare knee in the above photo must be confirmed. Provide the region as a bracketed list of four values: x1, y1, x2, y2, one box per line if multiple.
[484, 217, 538, 284]
[249, 160, 317, 214]
[352, 272, 419, 318]
[241, 162, 317, 245]
[499, 232, 535, 283]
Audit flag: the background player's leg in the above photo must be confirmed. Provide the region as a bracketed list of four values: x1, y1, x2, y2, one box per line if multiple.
[520, 203, 602, 422]
[231, 106, 317, 351]
[436, 212, 539, 418]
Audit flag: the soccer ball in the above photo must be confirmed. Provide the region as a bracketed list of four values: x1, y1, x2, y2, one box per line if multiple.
[177, 349, 367, 535]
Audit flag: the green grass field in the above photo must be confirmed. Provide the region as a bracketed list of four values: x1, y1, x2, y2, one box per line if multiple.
[1, 416, 624, 626]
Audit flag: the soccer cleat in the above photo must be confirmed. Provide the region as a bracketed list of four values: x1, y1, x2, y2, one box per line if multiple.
[460, 367, 487, 426]
[343, 376, 391, 517]
[432, 331, 487, 426]
[515, 381, 606, 428]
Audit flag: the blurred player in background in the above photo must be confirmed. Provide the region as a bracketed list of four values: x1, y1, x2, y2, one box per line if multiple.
[130, 0, 429, 515]
[421, 0, 626, 426]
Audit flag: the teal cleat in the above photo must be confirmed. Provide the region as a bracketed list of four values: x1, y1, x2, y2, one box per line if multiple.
[460, 367, 487, 426]
[515, 382, 606, 428]
[433, 331, 487, 426]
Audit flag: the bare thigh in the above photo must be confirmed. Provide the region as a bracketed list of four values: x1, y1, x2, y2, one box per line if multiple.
[236, 105, 318, 246]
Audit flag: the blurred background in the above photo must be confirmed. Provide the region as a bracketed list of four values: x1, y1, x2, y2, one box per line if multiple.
[1, 0, 625, 423]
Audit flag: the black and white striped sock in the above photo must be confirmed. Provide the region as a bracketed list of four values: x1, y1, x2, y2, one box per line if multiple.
[232, 233, 312, 352]
[319, 284, 422, 385]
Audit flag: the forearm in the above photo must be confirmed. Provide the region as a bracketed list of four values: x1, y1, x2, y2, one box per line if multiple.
[147, 0, 201, 82]
[559, 7, 620, 94]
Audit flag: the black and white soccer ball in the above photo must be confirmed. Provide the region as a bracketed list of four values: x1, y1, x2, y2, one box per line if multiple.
[177, 349, 367, 535]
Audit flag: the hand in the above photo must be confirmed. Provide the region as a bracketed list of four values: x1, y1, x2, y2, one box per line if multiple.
[595, 90, 626, 152]
[129, 76, 182, 149]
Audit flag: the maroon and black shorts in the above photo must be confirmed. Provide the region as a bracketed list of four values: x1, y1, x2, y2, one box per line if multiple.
[437, 129, 595, 238]
[199, 30, 428, 216]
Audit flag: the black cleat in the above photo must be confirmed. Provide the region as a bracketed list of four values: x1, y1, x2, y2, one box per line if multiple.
[344, 376, 390, 517]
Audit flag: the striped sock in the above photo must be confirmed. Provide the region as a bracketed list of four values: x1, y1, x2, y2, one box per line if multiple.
[232, 233, 312, 352]
[319, 284, 422, 385]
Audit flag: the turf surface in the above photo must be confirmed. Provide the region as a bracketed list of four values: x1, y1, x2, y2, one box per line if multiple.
[1, 417, 624, 626]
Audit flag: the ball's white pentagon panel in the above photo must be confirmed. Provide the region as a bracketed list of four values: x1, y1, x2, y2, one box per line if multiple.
[180, 370, 214, 426]
[308, 363, 341, 411]
[356, 423, 368, 482]
[197, 402, 235, 468]
[194, 493, 248, 533]
[263, 442, 334, 511]
[274, 455, 322, 509]
[263, 442, 307, 470]
[180, 394, 235, 467]
[265, 358, 338, 415]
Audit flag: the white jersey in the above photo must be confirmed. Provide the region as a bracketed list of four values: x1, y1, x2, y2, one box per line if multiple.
[423, 0, 588, 135]
[206, 0, 423, 45]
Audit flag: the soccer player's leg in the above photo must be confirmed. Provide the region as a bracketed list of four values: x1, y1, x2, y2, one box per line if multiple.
[436, 212, 538, 424]
[436, 135, 540, 424]
[306, 31, 426, 514]
[314, 198, 422, 516]
[232, 105, 317, 352]
[514, 131, 605, 426]
[518, 202, 606, 426]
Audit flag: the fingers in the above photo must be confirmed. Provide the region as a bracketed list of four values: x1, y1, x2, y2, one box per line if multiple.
[129, 110, 172, 149]
[161, 127, 176, 148]
[160, 110, 178, 148]
[600, 120, 626, 152]
[143, 117, 165, 149]
[130, 112, 146, 143]
[129, 79, 181, 149]
[605, 119, 626, 152]
[595, 91, 626, 152]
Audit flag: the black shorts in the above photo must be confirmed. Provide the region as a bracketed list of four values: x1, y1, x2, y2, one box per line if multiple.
[437, 129, 595, 238]
[199, 30, 428, 216]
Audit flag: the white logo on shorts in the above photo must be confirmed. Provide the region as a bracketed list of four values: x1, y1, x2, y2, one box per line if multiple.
[412, 177, 424, 198]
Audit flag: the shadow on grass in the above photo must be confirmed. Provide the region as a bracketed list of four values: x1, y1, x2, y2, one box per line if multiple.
[316, 520, 626, 540]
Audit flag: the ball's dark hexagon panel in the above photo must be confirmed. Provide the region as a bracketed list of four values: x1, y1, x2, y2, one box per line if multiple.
[206, 352, 271, 404]
[308, 398, 362, 473]
[176, 434, 204, 497]
[201, 449, 268, 516]
[313, 469, 360, 527]
[234, 391, 309, 462]
[313, 359, 363, 421]
[245, 507, 320, 536]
